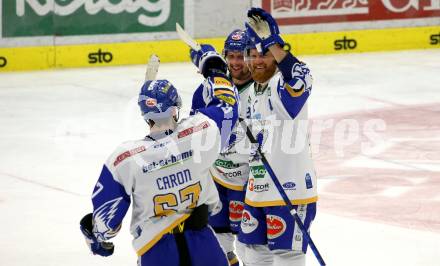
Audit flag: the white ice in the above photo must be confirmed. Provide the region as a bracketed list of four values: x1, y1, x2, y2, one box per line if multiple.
[0, 49, 439, 266]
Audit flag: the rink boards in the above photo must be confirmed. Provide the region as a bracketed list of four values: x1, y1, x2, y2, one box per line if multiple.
[0, 25, 439, 72]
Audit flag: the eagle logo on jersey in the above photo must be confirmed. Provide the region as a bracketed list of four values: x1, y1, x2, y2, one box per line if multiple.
[93, 197, 123, 241]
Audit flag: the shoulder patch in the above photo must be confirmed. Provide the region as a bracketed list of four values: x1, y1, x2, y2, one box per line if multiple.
[216, 94, 236, 106]
[212, 78, 236, 106]
[178, 121, 211, 139]
[213, 77, 232, 88]
[113, 146, 146, 167]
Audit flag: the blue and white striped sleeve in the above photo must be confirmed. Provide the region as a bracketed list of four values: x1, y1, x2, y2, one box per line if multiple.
[276, 53, 313, 119]
[91, 164, 131, 241]
[196, 75, 239, 149]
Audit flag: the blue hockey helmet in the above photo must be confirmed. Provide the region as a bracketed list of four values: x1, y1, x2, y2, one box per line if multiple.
[244, 35, 257, 60]
[223, 29, 248, 56]
[138, 80, 182, 121]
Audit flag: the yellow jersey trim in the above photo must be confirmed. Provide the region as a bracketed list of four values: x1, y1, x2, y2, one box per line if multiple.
[285, 83, 305, 97]
[136, 213, 191, 256]
[210, 171, 245, 191]
[214, 89, 235, 96]
[244, 196, 318, 207]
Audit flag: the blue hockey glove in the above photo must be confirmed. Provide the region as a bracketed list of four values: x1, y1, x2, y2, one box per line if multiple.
[198, 50, 228, 78]
[190, 44, 215, 68]
[190, 45, 227, 78]
[245, 7, 284, 54]
[80, 213, 114, 257]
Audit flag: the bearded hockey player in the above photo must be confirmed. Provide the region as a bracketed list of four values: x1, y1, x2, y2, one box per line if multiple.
[237, 8, 318, 266]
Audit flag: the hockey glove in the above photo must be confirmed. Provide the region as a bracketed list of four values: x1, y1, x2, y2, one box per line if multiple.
[198, 50, 228, 78]
[80, 213, 114, 257]
[190, 45, 227, 78]
[190, 44, 215, 69]
[245, 7, 284, 54]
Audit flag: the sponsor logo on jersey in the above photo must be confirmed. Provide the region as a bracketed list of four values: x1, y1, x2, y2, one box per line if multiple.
[282, 181, 296, 190]
[216, 94, 236, 106]
[216, 165, 243, 178]
[143, 150, 193, 173]
[255, 183, 269, 192]
[156, 169, 192, 190]
[214, 88, 235, 96]
[229, 201, 244, 222]
[113, 146, 146, 166]
[248, 178, 270, 192]
[240, 210, 258, 234]
[223, 170, 242, 178]
[215, 159, 239, 169]
[266, 215, 287, 239]
[213, 77, 232, 88]
[152, 141, 170, 149]
[213, 80, 236, 106]
[250, 165, 266, 179]
[178, 121, 210, 139]
[305, 173, 313, 189]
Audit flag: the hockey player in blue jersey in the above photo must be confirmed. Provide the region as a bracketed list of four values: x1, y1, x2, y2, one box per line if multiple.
[79, 50, 239, 266]
[237, 8, 318, 266]
[189, 30, 253, 266]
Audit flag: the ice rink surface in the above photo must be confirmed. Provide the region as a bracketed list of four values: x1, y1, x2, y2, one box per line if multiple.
[1, 49, 439, 266]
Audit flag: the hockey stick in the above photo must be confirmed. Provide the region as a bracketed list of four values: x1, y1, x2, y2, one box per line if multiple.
[176, 23, 201, 51]
[145, 54, 160, 81]
[175, 22, 325, 264]
[239, 118, 326, 266]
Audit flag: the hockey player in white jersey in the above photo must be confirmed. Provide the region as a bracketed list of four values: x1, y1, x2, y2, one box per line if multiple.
[189, 30, 253, 266]
[79, 51, 239, 266]
[236, 8, 317, 266]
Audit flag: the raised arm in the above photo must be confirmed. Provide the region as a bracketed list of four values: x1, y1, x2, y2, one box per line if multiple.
[246, 7, 313, 119]
[189, 47, 239, 147]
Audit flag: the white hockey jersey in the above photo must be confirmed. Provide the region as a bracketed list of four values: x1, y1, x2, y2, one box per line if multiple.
[244, 54, 318, 207]
[90, 75, 238, 256]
